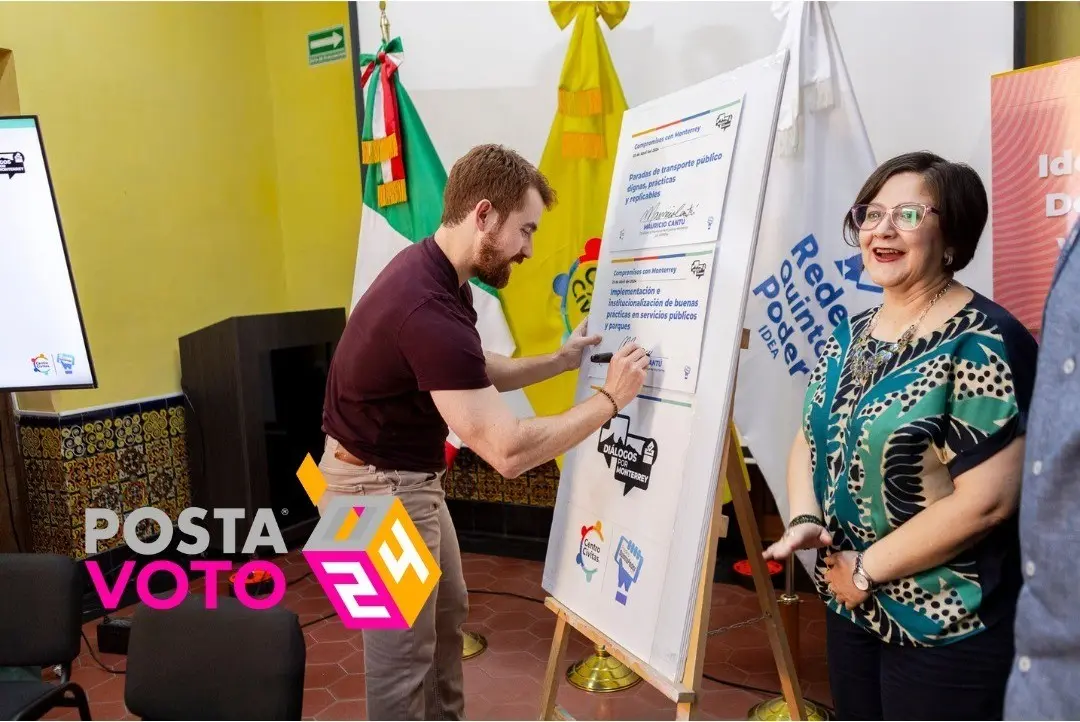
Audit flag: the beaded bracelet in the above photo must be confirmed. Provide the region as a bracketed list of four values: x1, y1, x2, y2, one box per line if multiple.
[788, 514, 825, 529]
[596, 388, 619, 418]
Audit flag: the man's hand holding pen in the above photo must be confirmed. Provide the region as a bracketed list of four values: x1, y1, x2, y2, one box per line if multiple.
[598, 343, 650, 411]
[591, 350, 651, 364]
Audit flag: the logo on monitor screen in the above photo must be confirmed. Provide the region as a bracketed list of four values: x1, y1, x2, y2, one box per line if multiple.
[30, 354, 52, 375]
[56, 354, 76, 375]
[0, 152, 25, 179]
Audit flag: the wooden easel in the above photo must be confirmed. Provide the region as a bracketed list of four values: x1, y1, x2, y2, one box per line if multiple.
[539, 329, 806, 721]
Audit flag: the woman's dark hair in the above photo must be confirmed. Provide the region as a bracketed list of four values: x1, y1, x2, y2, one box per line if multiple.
[842, 151, 988, 273]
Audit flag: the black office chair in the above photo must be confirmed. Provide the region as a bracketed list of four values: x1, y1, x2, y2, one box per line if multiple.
[0, 553, 92, 720]
[124, 595, 305, 720]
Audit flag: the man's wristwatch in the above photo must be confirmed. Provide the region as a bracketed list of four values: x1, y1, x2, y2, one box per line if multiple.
[852, 552, 876, 592]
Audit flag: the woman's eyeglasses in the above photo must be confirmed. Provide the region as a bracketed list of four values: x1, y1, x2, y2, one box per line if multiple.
[850, 203, 939, 232]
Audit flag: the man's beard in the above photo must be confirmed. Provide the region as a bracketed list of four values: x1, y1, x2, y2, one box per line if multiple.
[474, 231, 514, 289]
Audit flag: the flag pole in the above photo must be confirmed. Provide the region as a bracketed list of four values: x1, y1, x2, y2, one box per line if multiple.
[433, 0, 481, 660]
[747, 561, 830, 720]
[378, 0, 391, 44]
[537, 0, 642, 693]
[463, 629, 488, 660]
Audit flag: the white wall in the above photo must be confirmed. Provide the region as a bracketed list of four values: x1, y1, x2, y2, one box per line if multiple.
[357, 0, 1014, 296]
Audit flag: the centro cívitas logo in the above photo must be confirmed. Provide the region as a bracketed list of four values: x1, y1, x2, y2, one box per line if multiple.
[83, 455, 441, 629]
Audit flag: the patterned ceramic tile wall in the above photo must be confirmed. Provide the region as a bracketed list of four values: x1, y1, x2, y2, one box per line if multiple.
[16, 395, 190, 558]
[19, 396, 551, 556]
[444, 448, 559, 507]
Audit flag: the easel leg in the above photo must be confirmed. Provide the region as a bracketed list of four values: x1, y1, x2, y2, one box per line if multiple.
[676, 411, 738, 722]
[540, 614, 571, 720]
[725, 429, 807, 721]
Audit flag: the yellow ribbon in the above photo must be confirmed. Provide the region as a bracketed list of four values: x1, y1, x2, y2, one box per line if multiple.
[549, 1, 630, 30]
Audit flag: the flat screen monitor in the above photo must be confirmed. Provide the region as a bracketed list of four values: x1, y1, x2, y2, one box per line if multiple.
[0, 116, 96, 392]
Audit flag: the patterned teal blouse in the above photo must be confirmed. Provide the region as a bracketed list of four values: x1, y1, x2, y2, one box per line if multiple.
[803, 292, 1037, 646]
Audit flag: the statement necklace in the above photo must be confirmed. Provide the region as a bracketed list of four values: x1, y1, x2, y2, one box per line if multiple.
[850, 280, 952, 387]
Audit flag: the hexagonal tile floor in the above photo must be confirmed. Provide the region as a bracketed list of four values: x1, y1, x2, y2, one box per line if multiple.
[44, 552, 833, 720]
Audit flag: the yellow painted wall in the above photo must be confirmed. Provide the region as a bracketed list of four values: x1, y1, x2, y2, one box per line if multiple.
[0, 2, 361, 413]
[262, 2, 362, 313]
[1026, 1, 1080, 66]
[0, 49, 16, 116]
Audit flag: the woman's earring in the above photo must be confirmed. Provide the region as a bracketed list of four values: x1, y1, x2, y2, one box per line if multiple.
[944, 250, 954, 268]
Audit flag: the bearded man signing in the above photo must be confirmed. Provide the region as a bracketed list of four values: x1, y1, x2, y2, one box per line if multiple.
[320, 144, 649, 721]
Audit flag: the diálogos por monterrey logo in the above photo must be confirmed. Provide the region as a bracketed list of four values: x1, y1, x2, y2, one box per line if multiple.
[0, 151, 25, 179]
[597, 412, 659, 496]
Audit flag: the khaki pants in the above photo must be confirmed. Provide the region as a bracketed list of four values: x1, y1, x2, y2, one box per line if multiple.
[317, 437, 467, 721]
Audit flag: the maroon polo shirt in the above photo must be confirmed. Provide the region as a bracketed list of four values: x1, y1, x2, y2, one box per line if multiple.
[322, 237, 493, 472]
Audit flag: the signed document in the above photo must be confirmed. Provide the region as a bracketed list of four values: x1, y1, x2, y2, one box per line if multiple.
[607, 95, 744, 253]
[587, 241, 716, 394]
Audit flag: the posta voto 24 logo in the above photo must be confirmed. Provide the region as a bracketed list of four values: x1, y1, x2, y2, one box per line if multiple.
[84, 455, 440, 629]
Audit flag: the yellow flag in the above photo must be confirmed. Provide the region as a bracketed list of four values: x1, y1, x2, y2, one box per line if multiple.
[500, 1, 630, 462]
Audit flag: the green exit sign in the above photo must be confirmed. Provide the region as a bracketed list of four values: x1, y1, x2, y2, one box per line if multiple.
[308, 26, 346, 66]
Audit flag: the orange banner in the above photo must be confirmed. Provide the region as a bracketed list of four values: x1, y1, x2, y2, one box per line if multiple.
[991, 56, 1080, 333]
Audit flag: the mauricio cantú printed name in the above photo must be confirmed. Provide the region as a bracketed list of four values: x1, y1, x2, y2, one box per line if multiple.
[640, 202, 698, 224]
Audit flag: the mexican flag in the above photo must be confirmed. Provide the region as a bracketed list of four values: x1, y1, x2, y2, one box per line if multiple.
[350, 37, 521, 467]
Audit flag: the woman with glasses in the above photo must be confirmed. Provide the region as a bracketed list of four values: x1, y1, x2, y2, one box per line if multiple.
[764, 151, 1037, 720]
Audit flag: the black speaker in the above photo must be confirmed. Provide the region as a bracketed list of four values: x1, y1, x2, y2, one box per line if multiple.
[178, 309, 346, 554]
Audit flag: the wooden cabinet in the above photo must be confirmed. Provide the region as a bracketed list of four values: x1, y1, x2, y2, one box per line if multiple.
[178, 309, 346, 554]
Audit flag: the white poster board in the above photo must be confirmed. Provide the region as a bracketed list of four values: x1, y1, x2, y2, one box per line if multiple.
[542, 51, 789, 684]
[0, 116, 96, 391]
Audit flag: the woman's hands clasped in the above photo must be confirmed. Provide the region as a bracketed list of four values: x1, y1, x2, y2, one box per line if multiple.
[763, 525, 869, 610]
